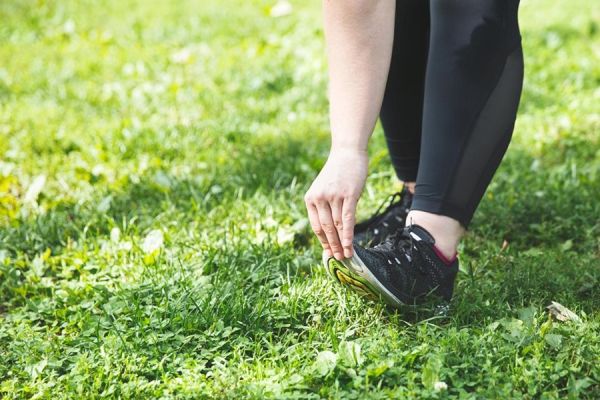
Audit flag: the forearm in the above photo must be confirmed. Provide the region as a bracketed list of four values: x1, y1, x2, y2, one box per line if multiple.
[323, 0, 395, 152]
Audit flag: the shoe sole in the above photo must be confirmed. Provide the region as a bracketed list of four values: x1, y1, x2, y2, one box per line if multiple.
[323, 253, 404, 308]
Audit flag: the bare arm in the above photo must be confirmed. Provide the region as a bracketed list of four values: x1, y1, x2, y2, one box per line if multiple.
[305, 0, 395, 260]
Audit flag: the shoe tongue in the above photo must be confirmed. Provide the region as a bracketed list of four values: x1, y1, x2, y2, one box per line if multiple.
[406, 225, 436, 245]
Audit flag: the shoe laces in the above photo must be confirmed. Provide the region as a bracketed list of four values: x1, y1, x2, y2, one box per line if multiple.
[372, 225, 429, 275]
[370, 191, 405, 219]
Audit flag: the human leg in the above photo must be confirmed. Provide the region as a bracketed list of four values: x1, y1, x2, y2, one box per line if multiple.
[409, 0, 524, 258]
[380, 0, 431, 185]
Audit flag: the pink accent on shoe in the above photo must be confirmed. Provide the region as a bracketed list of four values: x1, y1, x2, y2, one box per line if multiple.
[433, 245, 457, 265]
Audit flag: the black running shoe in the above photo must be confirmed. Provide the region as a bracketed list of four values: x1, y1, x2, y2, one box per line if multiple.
[325, 224, 459, 307]
[353, 187, 412, 247]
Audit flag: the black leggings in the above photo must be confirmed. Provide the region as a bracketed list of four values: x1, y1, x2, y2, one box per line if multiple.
[380, 0, 523, 227]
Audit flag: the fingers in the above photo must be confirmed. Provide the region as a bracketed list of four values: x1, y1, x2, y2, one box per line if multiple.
[341, 197, 357, 258]
[316, 201, 344, 260]
[305, 193, 355, 260]
[329, 198, 345, 256]
[306, 202, 333, 258]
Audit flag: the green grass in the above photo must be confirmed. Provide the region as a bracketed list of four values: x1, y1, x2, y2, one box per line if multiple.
[1, 0, 599, 398]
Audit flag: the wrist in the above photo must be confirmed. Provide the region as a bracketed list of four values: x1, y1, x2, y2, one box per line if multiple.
[330, 142, 368, 154]
[329, 127, 371, 153]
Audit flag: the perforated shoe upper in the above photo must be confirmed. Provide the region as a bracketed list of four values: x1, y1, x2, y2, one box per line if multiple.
[353, 224, 458, 304]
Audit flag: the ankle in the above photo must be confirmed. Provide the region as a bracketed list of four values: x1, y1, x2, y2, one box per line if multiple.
[432, 245, 457, 265]
[402, 181, 416, 195]
[406, 210, 464, 260]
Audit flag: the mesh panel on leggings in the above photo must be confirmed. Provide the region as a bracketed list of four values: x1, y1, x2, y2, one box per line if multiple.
[446, 47, 524, 221]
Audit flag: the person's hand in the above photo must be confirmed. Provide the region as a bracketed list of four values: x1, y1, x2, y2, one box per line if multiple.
[304, 149, 368, 260]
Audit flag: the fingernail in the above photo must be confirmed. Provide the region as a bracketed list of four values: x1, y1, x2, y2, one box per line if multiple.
[324, 249, 333, 258]
[335, 252, 343, 260]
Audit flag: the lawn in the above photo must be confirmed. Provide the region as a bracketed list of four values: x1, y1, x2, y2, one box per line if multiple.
[1, 0, 599, 398]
